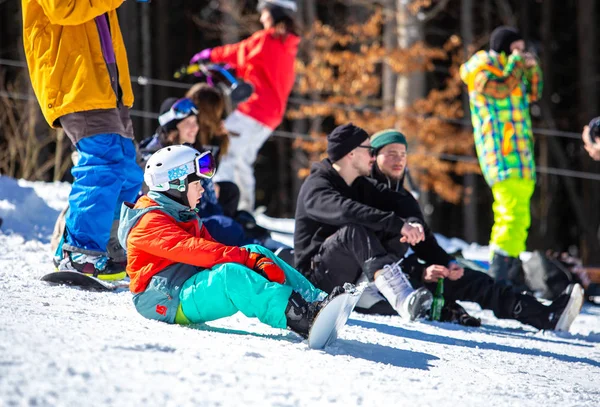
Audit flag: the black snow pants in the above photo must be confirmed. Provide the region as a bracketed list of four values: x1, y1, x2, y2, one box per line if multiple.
[403, 255, 548, 322]
[308, 224, 405, 293]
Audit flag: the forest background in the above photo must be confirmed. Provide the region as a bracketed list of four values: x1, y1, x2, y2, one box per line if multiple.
[1, 0, 599, 263]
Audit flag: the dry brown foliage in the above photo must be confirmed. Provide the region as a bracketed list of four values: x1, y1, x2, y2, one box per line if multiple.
[0, 71, 70, 181]
[289, 9, 480, 203]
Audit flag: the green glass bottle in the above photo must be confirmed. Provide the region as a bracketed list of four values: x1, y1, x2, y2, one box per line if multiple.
[430, 278, 445, 321]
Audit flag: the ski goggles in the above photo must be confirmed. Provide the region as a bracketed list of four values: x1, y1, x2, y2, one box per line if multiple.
[158, 98, 198, 127]
[147, 150, 216, 189]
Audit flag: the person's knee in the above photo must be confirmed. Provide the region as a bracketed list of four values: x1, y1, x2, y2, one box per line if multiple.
[218, 263, 259, 284]
[243, 244, 276, 260]
[338, 224, 372, 242]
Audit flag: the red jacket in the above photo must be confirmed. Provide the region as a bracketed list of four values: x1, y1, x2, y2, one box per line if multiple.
[210, 28, 299, 130]
[125, 196, 249, 293]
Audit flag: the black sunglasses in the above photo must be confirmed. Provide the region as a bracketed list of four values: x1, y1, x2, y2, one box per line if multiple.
[356, 145, 376, 157]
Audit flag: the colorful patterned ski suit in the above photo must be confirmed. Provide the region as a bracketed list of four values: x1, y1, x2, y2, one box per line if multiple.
[460, 50, 543, 257]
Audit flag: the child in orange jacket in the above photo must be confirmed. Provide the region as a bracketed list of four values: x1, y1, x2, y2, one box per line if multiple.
[118, 145, 343, 337]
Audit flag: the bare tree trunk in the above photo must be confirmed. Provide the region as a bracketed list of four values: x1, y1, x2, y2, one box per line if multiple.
[275, 137, 290, 216]
[577, 0, 600, 263]
[395, 2, 425, 109]
[53, 129, 65, 181]
[382, 0, 397, 110]
[538, 0, 554, 238]
[118, 2, 141, 138]
[156, 1, 170, 106]
[493, 0, 517, 27]
[577, 0, 598, 124]
[141, 3, 152, 139]
[483, 0, 492, 34]
[461, 0, 478, 243]
[291, 0, 319, 215]
[24, 77, 38, 180]
[221, 0, 240, 44]
[395, 0, 431, 228]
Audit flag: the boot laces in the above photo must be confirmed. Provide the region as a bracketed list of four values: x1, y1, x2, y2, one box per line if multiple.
[382, 260, 413, 299]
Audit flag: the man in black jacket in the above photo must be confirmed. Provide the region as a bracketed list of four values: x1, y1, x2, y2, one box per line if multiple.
[294, 123, 437, 321]
[365, 128, 584, 331]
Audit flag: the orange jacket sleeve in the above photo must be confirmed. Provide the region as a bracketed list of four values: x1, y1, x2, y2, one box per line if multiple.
[129, 211, 249, 269]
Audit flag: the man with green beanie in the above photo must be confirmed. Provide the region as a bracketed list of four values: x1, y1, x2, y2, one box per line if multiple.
[459, 26, 542, 284]
[364, 128, 583, 332]
[294, 123, 434, 321]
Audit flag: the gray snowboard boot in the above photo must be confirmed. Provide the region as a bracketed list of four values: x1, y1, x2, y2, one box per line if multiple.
[374, 260, 433, 320]
[489, 252, 529, 291]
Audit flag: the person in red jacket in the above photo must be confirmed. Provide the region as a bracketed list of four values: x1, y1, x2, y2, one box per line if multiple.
[118, 144, 344, 338]
[190, 0, 299, 211]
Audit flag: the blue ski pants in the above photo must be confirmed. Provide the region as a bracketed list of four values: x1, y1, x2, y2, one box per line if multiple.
[66, 134, 143, 253]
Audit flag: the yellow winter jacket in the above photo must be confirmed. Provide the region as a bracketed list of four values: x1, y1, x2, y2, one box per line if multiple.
[22, 0, 134, 127]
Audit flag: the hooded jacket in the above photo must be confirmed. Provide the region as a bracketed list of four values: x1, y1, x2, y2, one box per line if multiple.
[460, 50, 542, 186]
[118, 192, 249, 293]
[22, 0, 134, 127]
[294, 159, 415, 275]
[209, 28, 299, 129]
[371, 159, 406, 192]
[368, 163, 454, 267]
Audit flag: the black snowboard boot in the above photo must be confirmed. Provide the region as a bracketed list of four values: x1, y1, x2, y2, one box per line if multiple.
[440, 301, 482, 327]
[285, 286, 346, 338]
[512, 284, 584, 331]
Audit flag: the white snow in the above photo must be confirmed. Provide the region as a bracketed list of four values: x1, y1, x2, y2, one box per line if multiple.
[1, 175, 599, 407]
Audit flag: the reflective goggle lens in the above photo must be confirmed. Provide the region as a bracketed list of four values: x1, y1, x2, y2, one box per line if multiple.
[195, 151, 216, 179]
[158, 98, 198, 127]
[171, 98, 198, 116]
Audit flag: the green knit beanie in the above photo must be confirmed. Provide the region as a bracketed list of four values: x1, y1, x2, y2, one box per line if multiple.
[370, 129, 408, 152]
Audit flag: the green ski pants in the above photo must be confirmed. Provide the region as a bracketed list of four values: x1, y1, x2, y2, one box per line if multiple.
[490, 178, 535, 258]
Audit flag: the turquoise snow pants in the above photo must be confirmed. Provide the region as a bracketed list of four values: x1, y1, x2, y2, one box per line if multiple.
[179, 245, 326, 329]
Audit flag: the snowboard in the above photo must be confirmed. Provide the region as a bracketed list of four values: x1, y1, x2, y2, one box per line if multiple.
[307, 284, 364, 350]
[41, 271, 129, 292]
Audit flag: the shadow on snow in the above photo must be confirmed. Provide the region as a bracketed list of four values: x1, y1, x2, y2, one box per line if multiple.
[350, 319, 600, 368]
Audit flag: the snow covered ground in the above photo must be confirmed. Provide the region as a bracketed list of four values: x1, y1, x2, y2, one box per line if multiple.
[1, 176, 599, 407]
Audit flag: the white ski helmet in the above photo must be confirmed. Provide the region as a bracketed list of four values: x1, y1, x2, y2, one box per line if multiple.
[144, 145, 215, 197]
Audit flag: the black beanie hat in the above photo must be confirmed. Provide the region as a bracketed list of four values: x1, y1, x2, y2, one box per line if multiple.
[490, 26, 522, 56]
[326, 123, 369, 162]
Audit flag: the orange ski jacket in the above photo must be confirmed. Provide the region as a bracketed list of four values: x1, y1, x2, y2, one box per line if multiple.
[122, 195, 250, 293]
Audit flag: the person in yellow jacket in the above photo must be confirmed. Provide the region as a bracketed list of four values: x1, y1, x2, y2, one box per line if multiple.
[22, 0, 143, 279]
